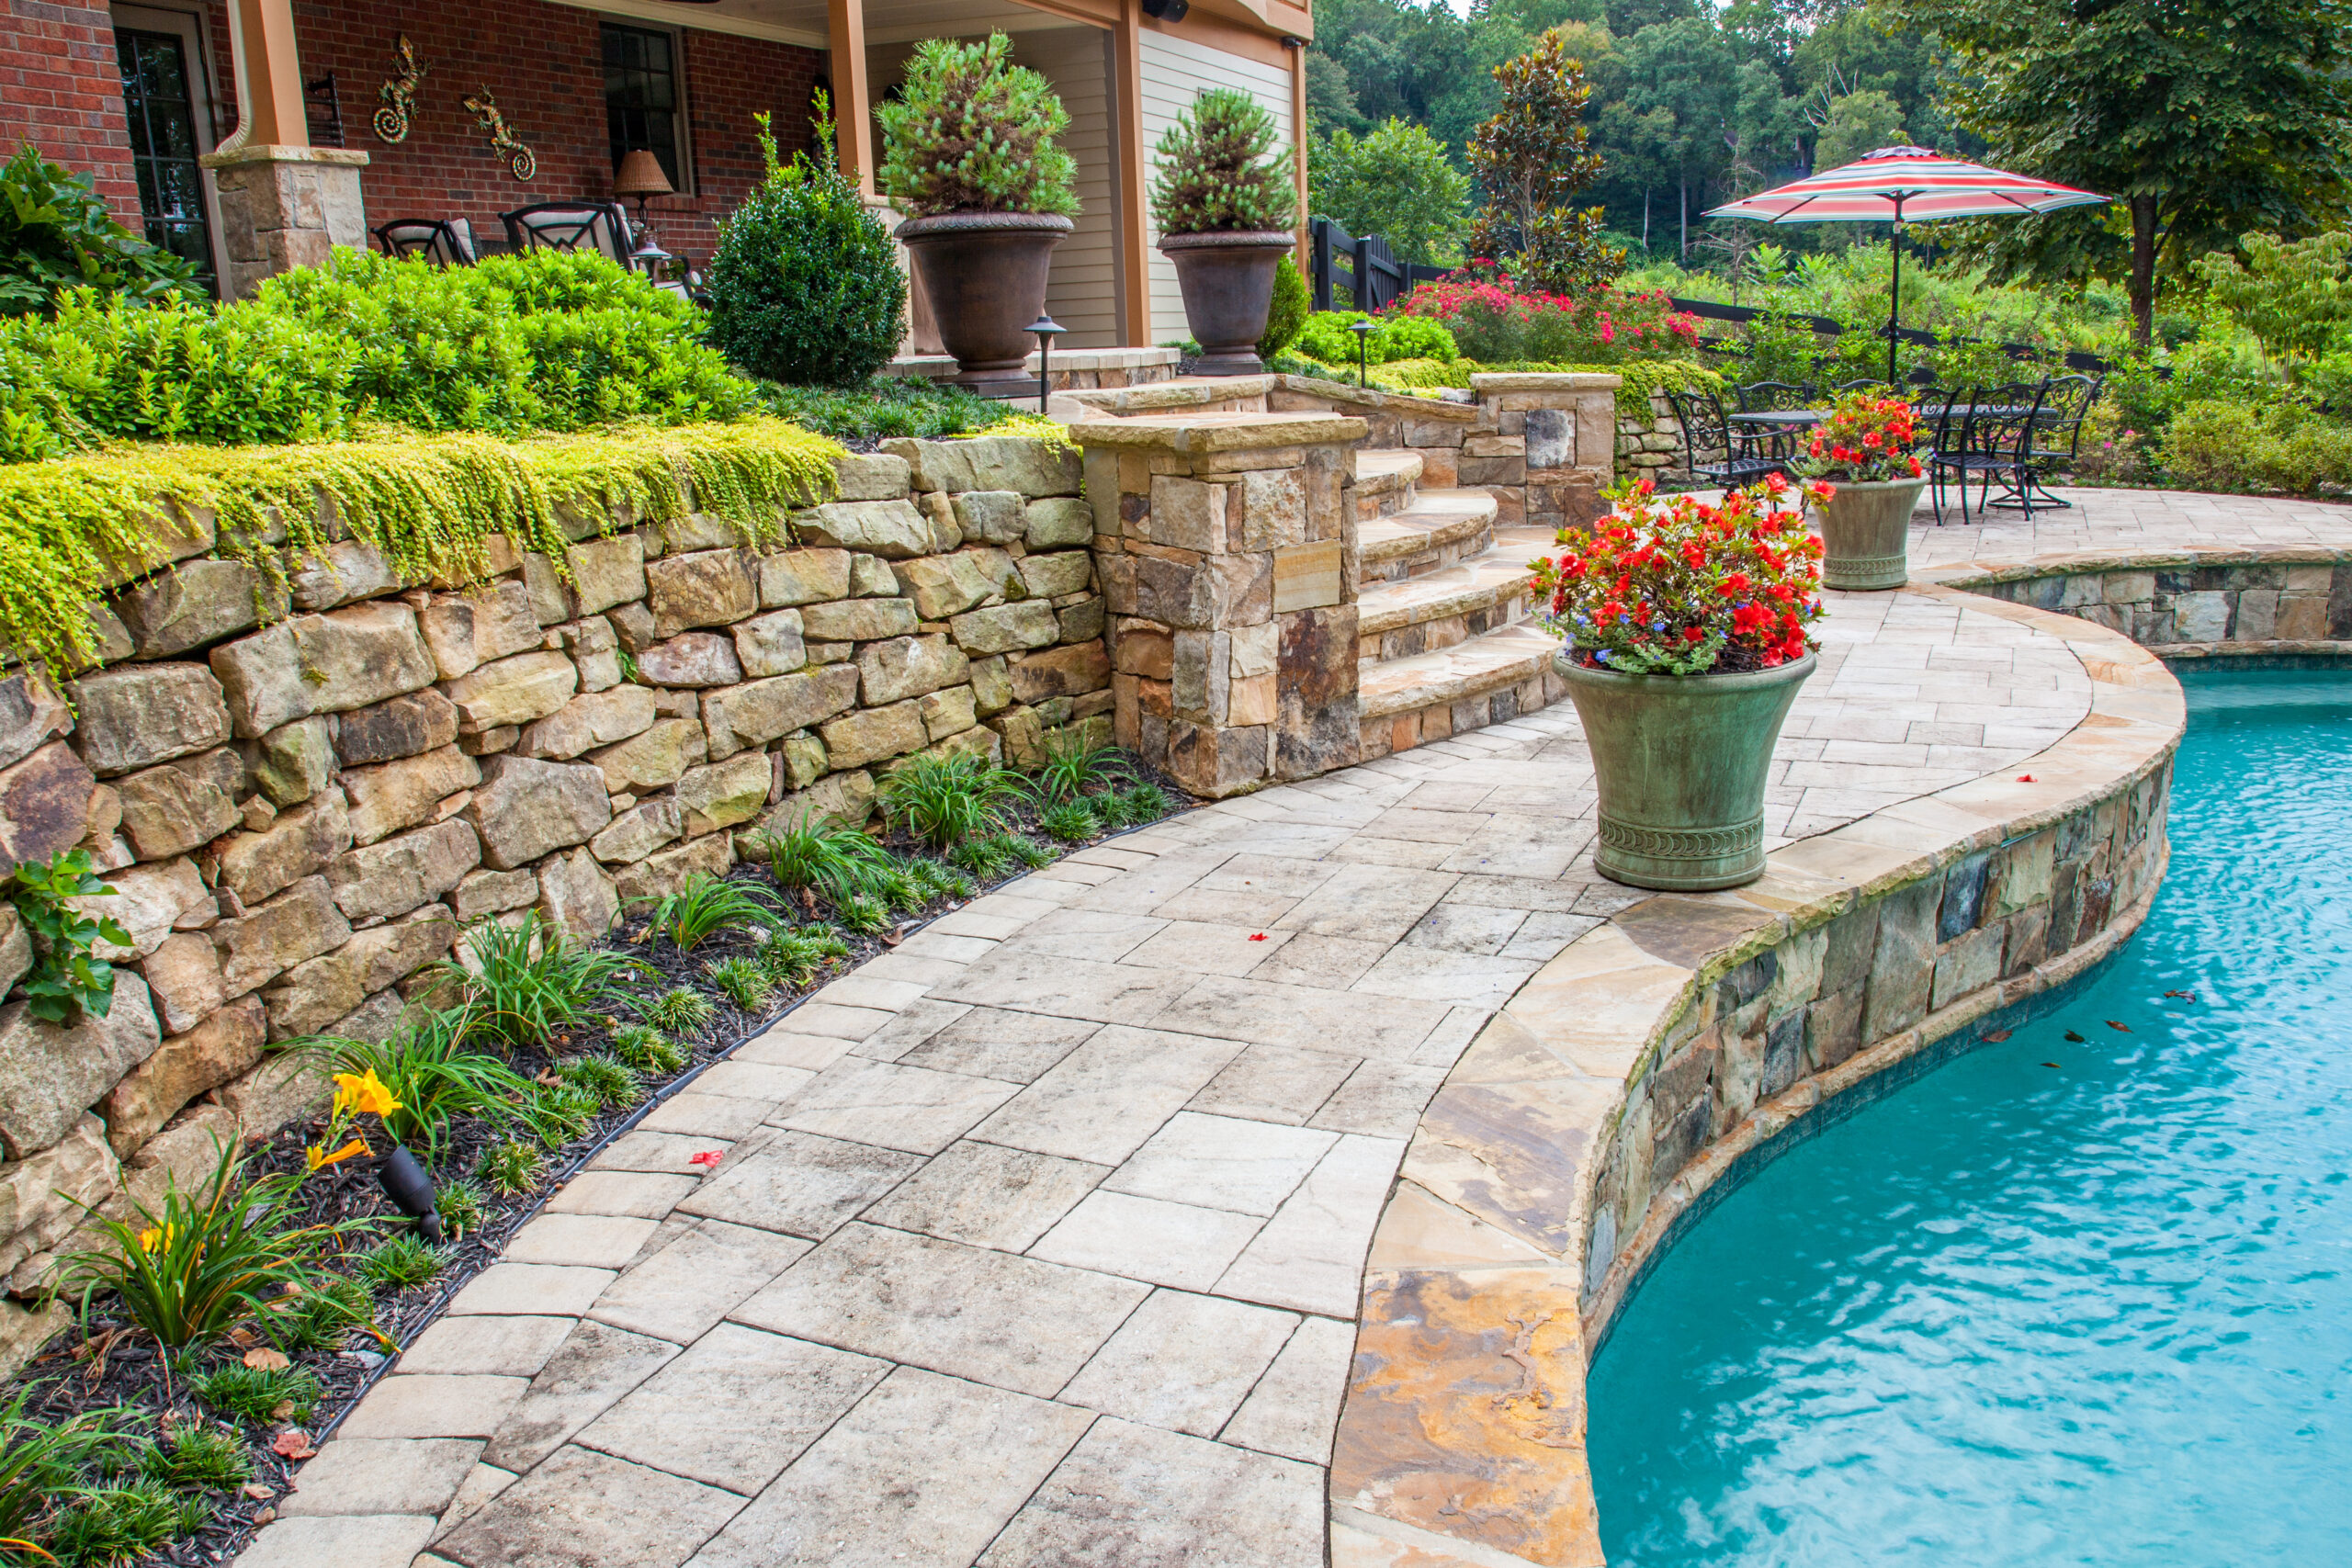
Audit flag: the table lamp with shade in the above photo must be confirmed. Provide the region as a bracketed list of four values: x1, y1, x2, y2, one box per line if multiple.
[614, 149, 673, 260]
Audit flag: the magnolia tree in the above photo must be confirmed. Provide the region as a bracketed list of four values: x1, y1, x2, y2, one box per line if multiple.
[1467, 28, 1624, 293]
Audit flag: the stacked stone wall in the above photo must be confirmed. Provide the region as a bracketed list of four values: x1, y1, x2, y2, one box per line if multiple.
[0, 434, 1104, 1366]
[1962, 558, 2352, 647]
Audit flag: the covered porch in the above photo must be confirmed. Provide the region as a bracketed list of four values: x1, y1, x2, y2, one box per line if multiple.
[173, 0, 1311, 347]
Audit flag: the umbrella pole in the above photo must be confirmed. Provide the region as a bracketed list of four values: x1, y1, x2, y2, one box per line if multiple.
[1886, 200, 1903, 387]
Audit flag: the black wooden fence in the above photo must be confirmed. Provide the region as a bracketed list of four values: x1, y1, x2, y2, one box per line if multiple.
[1307, 218, 1447, 312]
[1664, 295, 2121, 378]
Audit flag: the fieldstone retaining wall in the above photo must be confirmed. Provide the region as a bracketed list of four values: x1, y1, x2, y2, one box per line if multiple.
[1332, 589, 2187, 1567]
[1617, 387, 1699, 490]
[0, 434, 1108, 1376]
[1947, 554, 2352, 654]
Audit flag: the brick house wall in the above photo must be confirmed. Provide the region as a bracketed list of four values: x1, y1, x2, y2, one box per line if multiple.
[0, 0, 140, 214]
[6, 0, 817, 266]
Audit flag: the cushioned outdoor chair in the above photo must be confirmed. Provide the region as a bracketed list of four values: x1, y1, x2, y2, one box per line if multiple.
[374, 218, 479, 266]
[500, 201, 639, 270]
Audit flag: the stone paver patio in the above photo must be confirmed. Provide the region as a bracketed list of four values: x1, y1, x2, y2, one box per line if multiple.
[239, 485, 2352, 1568]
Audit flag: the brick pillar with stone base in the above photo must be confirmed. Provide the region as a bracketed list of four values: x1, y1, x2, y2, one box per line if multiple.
[197, 145, 369, 300]
[1470, 372, 1622, 533]
[1079, 411, 1369, 798]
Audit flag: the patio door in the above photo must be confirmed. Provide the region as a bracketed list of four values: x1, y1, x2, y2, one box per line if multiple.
[112, 5, 225, 293]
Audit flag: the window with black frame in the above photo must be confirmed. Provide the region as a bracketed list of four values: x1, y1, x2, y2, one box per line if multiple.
[602, 23, 684, 191]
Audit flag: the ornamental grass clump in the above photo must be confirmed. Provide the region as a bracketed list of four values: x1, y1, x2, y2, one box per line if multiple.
[1151, 88, 1296, 235]
[877, 33, 1079, 217]
[1797, 391, 1926, 483]
[1531, 477, 1826, 676]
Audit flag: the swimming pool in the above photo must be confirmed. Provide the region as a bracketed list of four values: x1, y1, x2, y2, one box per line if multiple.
[1587, 663, 2352, 1566]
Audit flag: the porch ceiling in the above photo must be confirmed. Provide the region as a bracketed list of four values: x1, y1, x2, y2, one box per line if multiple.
[546, 0, 1087, 51]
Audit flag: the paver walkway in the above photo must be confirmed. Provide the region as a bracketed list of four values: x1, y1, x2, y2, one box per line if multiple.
[243, 484, 2352, 1568]
[1907, 483, 2349, 567]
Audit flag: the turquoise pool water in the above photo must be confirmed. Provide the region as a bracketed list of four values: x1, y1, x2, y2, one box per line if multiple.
[1588, 664, 2352, 1566]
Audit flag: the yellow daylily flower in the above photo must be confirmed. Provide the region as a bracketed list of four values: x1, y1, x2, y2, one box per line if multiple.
[332, 1068, 402, 1121]
[137, 1223, 175, 1255]
[304, 1136, 371, 1172]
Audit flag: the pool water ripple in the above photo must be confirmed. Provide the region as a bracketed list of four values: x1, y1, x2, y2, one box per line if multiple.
[1589, 666, 2352, 1566]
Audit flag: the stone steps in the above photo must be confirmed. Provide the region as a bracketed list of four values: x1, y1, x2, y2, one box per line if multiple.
[1354, 527, 1555, 665]
[1358, 489, 1499, 584]
[1357, 621, 1566, 757]
[1351, 448, 1425, 521]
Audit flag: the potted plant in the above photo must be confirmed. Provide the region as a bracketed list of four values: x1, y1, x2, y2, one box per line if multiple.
[1798, 390, 1928, 591]
[1152, 87, 1298, 375]
[1532, 476, 1826, 890]
[877, 33, 1080, 386]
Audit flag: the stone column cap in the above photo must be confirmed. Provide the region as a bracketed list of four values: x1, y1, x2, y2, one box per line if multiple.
[1068, 411, 1369, 453]
[1468, 371, 1623, 391]
[199, 143, 371, 170]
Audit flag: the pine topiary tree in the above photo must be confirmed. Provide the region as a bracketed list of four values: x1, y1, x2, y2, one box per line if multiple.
[1258, 253, 1310, 361]
[1466, 28, 1623, 294]
[1151, 87, 1297, 235]
[705, 98, 906, 387]
[876, 34, 1080, 218]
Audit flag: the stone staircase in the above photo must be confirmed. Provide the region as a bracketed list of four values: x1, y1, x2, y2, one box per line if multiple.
[1350, 446, 1566, 759]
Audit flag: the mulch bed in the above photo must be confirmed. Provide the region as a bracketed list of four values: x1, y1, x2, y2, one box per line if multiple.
[6, 754, 1190, 1566]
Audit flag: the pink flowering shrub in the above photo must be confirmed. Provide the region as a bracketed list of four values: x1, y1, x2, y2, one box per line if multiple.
[1391, 268, 1702, 366]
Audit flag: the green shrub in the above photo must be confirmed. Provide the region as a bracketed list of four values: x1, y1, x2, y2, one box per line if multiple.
[434, 1179, 488, 1241]
[1259, 255, 1310, 363]
[707, 103, 905, 387]
[481, 1140, 545, 1197]
[277, 1274, 377, 1352]
[0, 142, 200, 317]
[702, 954, 774, 1012]
[6, 848, 131, 1024]
[0, 1393, 141, 1561]
[756, 812, 898, 903]
[134, 1426, 248, 1492]
[44, 1478, 204, 1564]
[876, 751, 1032, 849]
[2161, 398, 2352, 495]
[1037, 802, 1100, 844]
[632, 872, 783, 953]
[49, 1139, 364, 1349]
[1293, 310, 1456, 367]
[1308, 118, 1472, 269]
[1151, 87, 1295, 235]
[877, 34, 1080, 218]
[637, 986, 717, 1037]
[190, 1361, 322, 1425]
[606, 1023, 686, 1077]
[555, 1054, 643, 1110]
[531, 1083, 602, 1149]
[756, 925, 850, 989]
[1034, 729, 1132, 804]
[355, 1234, 448, 1293]
[754, 375, 1008, 440]
[1118, 783, 1171, 823]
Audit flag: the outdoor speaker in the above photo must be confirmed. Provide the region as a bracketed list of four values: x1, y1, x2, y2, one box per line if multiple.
[1142, 0, 1188, 20]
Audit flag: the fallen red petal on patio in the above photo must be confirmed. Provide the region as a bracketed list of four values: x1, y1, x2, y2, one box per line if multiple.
[2017, 773, 2035, 783]
[271, 1428, 314, 1461]
[688, 1151, 722, 1169]
[1248, 932, 1268, 942]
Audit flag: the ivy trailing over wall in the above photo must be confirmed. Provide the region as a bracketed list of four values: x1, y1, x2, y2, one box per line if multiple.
[0, 417, 843, 678]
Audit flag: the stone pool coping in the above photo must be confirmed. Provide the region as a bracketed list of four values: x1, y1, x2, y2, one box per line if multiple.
[1328, 582, 2188, 1568]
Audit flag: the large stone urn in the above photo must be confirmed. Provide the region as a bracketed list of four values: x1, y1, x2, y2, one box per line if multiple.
[898, 211, 1073, 385]
[1555, 649, 1815, 890]
[1809, 477, 1928, 592]
[1159, 230, 1295, 375]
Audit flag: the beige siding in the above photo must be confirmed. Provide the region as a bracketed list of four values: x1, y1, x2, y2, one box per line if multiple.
[1137, 31, 1295, 346]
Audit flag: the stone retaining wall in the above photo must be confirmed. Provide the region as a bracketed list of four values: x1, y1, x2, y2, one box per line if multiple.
[0, 434, 1107, 1372]
[1950, 554, 2352, 652]
[1332, 589, 2187, 1567]
[1616, 387, 1699, 490]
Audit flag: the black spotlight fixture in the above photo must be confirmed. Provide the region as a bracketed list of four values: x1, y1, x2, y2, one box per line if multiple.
[1029, 314, 1067, 413]
[1143, 0, 1188, 20]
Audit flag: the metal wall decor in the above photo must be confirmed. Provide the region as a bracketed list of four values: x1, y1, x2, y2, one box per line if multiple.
[373, 35, 426, 143]
[463, 90, 537, 181]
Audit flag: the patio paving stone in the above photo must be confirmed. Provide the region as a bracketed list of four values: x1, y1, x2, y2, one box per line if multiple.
[435, 1445, 740, 1568]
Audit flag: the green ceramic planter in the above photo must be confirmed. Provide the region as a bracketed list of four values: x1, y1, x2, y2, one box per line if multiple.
[1808, 476, 1927, 591]
[1555, 649, 1815, 891]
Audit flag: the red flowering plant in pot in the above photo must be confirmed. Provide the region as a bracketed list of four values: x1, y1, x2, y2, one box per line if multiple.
[1529, 475, 1826, 890]
[1796, 390, 1928, 592]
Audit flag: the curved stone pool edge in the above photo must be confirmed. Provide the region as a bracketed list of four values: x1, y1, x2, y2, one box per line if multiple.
[1329, 581, 2191, 1568]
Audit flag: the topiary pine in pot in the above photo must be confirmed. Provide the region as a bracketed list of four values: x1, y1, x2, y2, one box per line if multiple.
[705, 97, 906, 386]
[877, 33, 1079, 387]
[1151, 87, 1299, 375]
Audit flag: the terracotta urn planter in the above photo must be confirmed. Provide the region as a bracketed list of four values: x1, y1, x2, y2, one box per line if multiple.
[897, 211, 1073, 384]
[1555, 649, 1815, 890]
[1808, 476, 1928, 592]
[1160, 230, 1295, 375]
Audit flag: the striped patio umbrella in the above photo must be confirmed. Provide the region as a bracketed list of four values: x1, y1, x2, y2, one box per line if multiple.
[1702, 145, 2109, 383]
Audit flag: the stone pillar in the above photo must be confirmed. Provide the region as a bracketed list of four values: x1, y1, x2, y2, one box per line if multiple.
[198, 145, 369, 300]
[1470, 372, 1623, 532]
[1079, 411, 1368, 798]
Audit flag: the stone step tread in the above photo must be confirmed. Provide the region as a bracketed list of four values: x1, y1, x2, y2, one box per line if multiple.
[1360, 623, 1559, 719]
[1355, 536, 1558, 637]
[1352, 448, 1424, 493]
[1357, 490, 1501, 566]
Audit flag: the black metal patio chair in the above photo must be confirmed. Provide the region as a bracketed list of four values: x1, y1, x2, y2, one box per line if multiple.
[1667, 386, 1794, 490]
[2010, 374, 2103, 511]
[500, 201, 640, 271]
[374, 217, 479, 266]
[1935, 381, 2047, 523]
